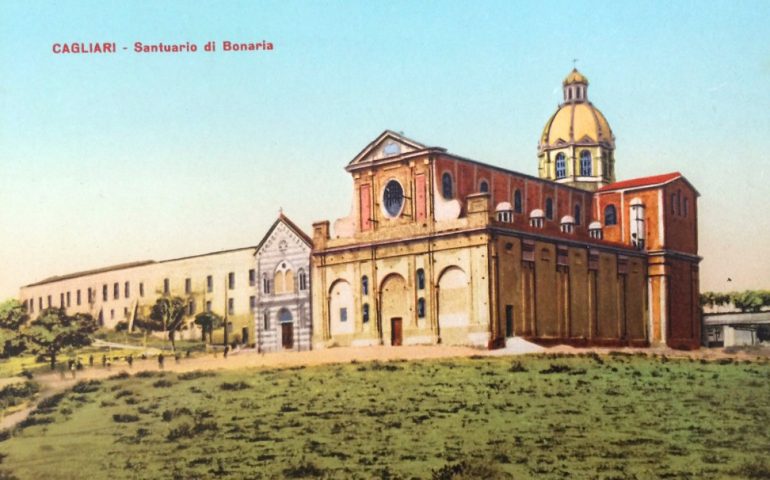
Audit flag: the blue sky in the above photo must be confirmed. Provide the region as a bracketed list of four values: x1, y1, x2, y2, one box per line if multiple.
[1, 0, 769, 298]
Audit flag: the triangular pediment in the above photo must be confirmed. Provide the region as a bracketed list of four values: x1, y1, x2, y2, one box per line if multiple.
[255, 214, 312, 256]
[348, 130, 428, 166]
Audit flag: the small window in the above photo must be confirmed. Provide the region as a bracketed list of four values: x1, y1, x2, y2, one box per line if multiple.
[479, 180, 489, 193]
[497, 210, 512, 223]
[206, 275, 213, 293]
[545, 198, 553, 220]
[76, 290, 81, 306]
[417, 297, 425, 318]
[47, 295, 52, 308]
[514, 190, 522, 214]
[163, 278, 169, 295]
[185, 278, 191, 294]
[604, 205, 617, 226]
[139, 283, 144, 297]
[28, 299, 33, 313]
[250, 295, 256, 310]
[124, 281, 130, 298]
[416, 269, 425, 290]
[298, 269, 308, 290]
[263, 274, 271, 294]
[113, 283, 119, 300]
[589, 222, 603, 239]
[188, 300, 196, 316]
[228, 272, 235, 290]
[87, 288, 92, 304]
[361, 275, 369, 296]
[110, 309, 114, 320]
[555, 153, 566, 179]
[683, 198, 689, 217]
[102, 284, 108, 301]
[60, 293, 65, 308]
[529, 210, 544, 229]
[671, 193, 677, 215]
[363, 303, 370, 323]
[39, 297, 43, 310]
[263, 311, 270, 330]
[580, 150, 592, 176]
[340, 307, 348, 322]
[206, 300, 212, 313]
[442, 172, 454, 199]
[574, 204, 581, 225]
[124, 307, 129, 318]
[228, 298, 234, 315]
[249, 269, 256, 286]
[66, 291, 71, 307]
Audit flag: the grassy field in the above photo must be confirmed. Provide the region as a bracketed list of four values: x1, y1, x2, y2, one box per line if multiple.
[0, 353, 769, 479]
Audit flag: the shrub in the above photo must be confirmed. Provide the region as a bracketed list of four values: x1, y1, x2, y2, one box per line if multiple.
[178, 371, 215, 381]
[72, 380, 101, 394]
[220, 381, 250, 391]
[509, 361, 528, 373]
[152, 379, 174, 388]
[283, 461, 325, 478]
[539, 364, 572, 374]
[113, 413, 140, 423]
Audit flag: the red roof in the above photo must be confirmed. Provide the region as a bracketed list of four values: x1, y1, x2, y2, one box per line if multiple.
[597, 172, 681, 192]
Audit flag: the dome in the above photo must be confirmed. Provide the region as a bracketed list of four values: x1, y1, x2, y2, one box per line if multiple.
[495, 201, 513, 212]
[560, 215, 575, 224]
[540, 102, 613, 148]
[563, 68, 588, 85]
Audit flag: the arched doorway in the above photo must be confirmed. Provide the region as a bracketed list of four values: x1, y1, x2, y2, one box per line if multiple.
[278, 308, 293, 349]
[437, 266, 470, 330]
[329, 280, 354, 337]
[380, 273, 409, 346]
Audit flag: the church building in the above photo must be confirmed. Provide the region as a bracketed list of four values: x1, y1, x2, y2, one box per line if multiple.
[311, 69, 701, 350]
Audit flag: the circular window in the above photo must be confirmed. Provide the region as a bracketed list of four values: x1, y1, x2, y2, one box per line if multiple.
[382, 180, 404, 218]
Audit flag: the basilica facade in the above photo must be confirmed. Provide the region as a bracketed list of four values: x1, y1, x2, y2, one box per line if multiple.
[311, 69, 701, 350]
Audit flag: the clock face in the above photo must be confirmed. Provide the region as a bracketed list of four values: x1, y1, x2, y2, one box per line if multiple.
[279, 240, 288, 252]
[383, 180, 404, 218]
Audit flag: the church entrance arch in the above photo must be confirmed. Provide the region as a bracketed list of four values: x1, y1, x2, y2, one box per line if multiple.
[379, 273, 409, 346]
[437, 266, 470, 330]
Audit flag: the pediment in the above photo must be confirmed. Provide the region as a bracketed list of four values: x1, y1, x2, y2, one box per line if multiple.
[255, 215, 312, 256]
[348, 130, 427, 166]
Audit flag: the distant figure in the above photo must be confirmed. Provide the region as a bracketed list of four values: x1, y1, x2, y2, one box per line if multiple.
[67, 359, 74, 371]
[127, 354, 133, 368]
[101, 355, 107, 368]
[69, 362, 76, 379]
[185, 350, 191, 358]
[174, 352, 180, 364]
[223, 345, 229, 359]
[88, 354, 94, 367]
[76, 358, 83, 370]
[158, 353, 164, 369]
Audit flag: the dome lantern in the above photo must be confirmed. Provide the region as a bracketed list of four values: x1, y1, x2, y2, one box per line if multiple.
[563, 68, 588, 103]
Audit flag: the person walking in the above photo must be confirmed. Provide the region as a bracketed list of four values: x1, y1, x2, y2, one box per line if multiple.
[158, 353, 164, 370]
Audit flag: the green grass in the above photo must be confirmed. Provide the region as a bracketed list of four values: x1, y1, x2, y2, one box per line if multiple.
[0, 354, 769, 479]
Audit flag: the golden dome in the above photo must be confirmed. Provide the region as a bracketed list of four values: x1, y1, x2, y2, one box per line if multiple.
[540, 102, 613, 147]
[563, 68, 588, 85]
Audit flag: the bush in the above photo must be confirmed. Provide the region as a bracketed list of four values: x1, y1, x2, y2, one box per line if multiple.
[220, 381, 250, 391]
[113, 413, 140, 423]
[152, 379, 174, 388]
[509, 361, 528, 373]
[178, 371, 215, 381]
[72, 380, 101, 394]
[0, 381, 39, 409]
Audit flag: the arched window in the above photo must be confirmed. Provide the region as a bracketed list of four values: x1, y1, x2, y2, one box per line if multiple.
[361, 275, 368, 296]
[580, 150, 592, 176]
[416, 268, 425, 290]
[262, 274, 270, 294]
[514, 190, 522, 213]
[479, 180, 489, 193]
[442, 172, 453, 199]
[574, 204, 581, 225]
[555, 153, 566, 179]
[545, 198, 553, 220]
[417, 298, 425, 318]
[298, 269, 308, 290]
[363, 303, 370, 323]
[263, 310, 270, 330]
[604, 205, 617, 226]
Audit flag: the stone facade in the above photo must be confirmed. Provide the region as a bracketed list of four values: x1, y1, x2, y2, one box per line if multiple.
[254, 215, 312, 352]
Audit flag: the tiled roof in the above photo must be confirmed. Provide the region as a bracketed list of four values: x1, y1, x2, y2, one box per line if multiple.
[597, 172, 681, 192]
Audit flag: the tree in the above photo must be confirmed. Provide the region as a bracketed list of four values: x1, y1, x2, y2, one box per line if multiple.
[194, 311, 223, 343]
[149, 297, 188, 351]
[23, 308, 98, 369]
[0, 299, 28, 357]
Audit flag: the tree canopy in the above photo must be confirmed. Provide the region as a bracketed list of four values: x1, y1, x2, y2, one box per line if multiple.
[700, 290, 770, 313]
[23, 308, 98, 369]
[194, 311, 223, 343]
[149, 297, 188, 351]
[0, 299, 28, 357]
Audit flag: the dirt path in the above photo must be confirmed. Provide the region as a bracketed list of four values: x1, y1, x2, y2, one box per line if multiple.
[3, 342, 767, 431]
